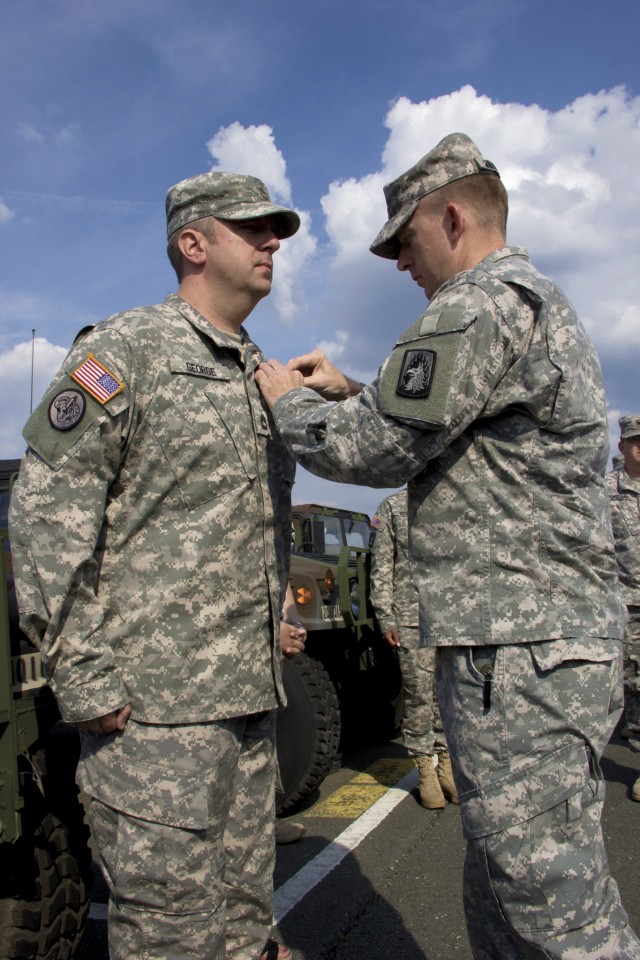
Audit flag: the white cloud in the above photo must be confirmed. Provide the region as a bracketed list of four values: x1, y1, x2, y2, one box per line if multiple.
[310, 331, 374, 385]
[316, 331, 349, 361]
[321, 172, 387, 262]
[16, 120, 81, 149]
[0, 339, 68, 457]
[207, 122, 293, 204]
[270, 210, 317, 321]
[17, 121, 45, 144]
[0, 198, 14, 225]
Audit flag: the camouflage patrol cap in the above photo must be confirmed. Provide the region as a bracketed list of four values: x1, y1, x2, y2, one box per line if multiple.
[166, 172, 300, 240]
[619, 413, 640, 440]
[370, 133, 501, 259]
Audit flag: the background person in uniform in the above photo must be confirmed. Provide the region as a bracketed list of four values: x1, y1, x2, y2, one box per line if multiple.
[9, 173, 301, 960]
[606, 413, 640, 802]
[255, 133, 640, 959]
[370, 489, 458, 809]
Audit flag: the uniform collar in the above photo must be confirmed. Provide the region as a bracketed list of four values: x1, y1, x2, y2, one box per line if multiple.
[617, 467, 640, 494]
[165, 293, 256, 354]
[478, 246, 530, 266]
[432, 247, 531, 300]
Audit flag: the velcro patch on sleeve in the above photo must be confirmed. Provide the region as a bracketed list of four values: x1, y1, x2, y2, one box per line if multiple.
[71, 353, 124, 404]
[23, 370, 129, 468]
[378, 307, 476, 427]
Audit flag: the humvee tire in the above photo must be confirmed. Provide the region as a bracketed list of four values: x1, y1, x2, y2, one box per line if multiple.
[276, 653, 341, 813]
[0, 775, 91, 960]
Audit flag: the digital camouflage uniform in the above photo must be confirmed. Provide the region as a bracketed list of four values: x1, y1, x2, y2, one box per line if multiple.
[370, 489, 446, 757]
[605, 420, 640, 759]
[10, 292, 295, 960]
[270, 204, 640, 957]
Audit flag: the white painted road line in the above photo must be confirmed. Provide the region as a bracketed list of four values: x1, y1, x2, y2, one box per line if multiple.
[273, 766, 418, 924]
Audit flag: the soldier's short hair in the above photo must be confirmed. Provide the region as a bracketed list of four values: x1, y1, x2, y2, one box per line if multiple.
[421, 172, 508, 236]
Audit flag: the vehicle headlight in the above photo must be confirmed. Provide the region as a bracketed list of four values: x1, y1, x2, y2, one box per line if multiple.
[294, 585, 313, 607]
[320, 568, 334, 600]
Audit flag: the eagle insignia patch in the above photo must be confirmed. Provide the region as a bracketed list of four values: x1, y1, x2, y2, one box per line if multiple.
[396, 349, 436, 399]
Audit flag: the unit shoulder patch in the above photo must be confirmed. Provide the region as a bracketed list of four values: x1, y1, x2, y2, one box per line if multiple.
[396, 349, 436, 399]
[70, 354, 124, 404]
[48, 389, 86, 431]
[378, 308, 477, 428]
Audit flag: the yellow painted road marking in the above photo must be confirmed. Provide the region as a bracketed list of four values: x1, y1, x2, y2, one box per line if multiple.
[304, 757, 414, 819]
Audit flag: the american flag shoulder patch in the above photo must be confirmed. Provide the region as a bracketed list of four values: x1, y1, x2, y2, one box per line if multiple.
[70, 354, 124, 404]
[370, 514, 382, 530]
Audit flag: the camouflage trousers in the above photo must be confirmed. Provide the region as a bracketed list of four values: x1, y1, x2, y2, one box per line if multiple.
[623, 607, 640, 754]
[78, 712, 277, 960]
[397, 626, 446, 756]
[437, 641, 640, 960]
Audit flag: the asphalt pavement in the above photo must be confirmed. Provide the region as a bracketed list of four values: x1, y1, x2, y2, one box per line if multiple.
[76, 722, 640, 960]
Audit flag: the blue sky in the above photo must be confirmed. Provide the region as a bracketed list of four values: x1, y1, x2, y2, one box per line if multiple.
[1, 0, 639, 517]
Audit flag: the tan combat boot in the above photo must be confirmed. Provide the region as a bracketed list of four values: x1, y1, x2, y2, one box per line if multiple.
[415, 756, 445, 809]
[632, 775, 640, 803]
[275, 818, 306, 843]
[437, 751, 460, 805]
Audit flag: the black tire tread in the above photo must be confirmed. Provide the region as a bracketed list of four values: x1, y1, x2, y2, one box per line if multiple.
[276, 653, 341, 813]
[0, 809, 90, 960]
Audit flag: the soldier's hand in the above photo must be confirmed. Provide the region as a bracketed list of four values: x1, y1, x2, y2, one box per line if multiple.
[383, 628, 401, 649]
[255, 360, 304, 407]
[75, 704, 131, 735]
[280, 620, 306, 658]
[287, 349, 362, 400]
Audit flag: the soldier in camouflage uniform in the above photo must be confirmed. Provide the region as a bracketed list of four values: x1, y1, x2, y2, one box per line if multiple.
[256, 134, 640, 958]
[9, 173, 301, 960]
[606, 413, 640, 802]
[370, 489, 458, 808]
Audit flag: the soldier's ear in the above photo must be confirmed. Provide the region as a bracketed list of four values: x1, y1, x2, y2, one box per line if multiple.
[444, 203, 465, 245]
[178, 228, 208, 266]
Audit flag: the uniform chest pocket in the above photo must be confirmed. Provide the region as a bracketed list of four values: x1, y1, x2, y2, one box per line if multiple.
[150, 387, 255, 509]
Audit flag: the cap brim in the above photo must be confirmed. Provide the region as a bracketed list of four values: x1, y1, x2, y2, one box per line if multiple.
[215, 202, 300, 239]
[369, 199, 420, 260]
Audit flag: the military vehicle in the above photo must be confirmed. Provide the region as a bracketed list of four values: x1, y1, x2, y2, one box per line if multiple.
[0, 460, 91, 960]
[277, 504, 401, 812]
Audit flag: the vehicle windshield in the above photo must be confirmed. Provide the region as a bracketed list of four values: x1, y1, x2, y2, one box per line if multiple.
[344, 518, 371, 549]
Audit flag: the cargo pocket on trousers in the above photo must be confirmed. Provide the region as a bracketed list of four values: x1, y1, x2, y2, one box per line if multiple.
[84, 754, 216, 917]
[89, 797, 219, 918]
[482, 766, 606, 936]
[482, 784, 609, 935]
